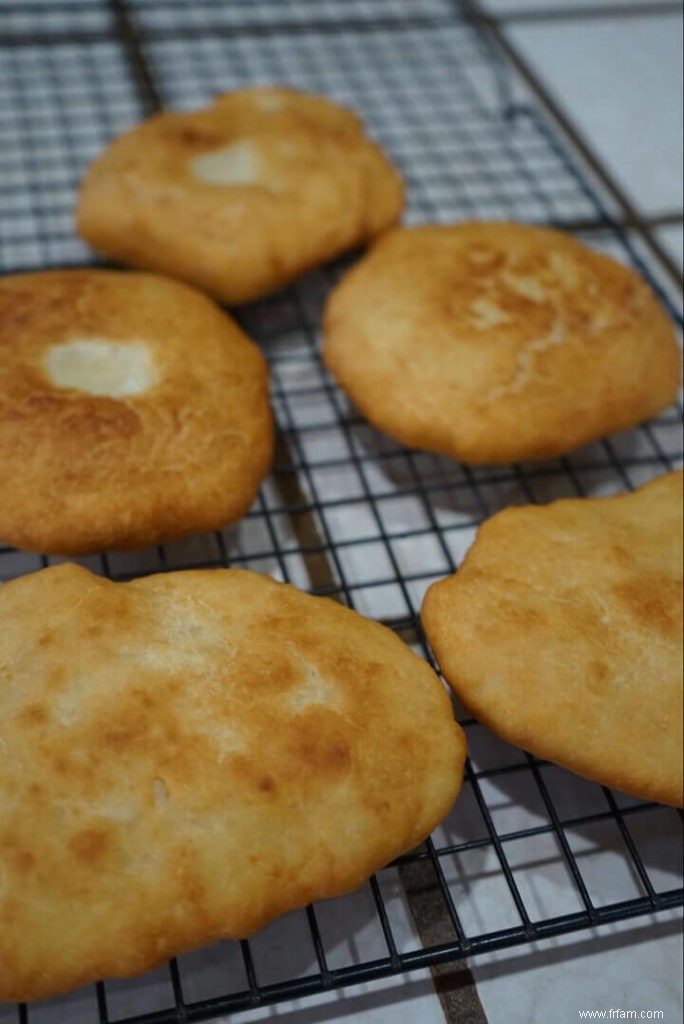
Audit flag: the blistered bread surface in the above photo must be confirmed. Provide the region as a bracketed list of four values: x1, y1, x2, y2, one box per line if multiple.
[0, 564, 466, 1001]
[77, 87, 405, 304]
[323, 222, 681, 463]
[0, 269, 273, 553]
[422, 470, 683, 806]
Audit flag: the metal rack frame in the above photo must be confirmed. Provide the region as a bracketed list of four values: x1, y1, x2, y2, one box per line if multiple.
[1, 2, 682, 1022]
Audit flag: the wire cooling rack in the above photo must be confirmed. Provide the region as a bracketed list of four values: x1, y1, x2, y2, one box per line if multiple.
[1, 2, 683, 1022]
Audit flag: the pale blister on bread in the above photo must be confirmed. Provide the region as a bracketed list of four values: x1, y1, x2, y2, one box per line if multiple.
[77, 87, 405, 305]
[0, 269, 273, 553]
[323, 222, 681, 464]
[422, 470, 684, 807]
[0, 564, 466, 1002]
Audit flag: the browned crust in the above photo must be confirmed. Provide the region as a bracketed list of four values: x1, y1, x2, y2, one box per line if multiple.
[323, 222, 681, 464]
[77, 87, 405, 305]
[422, 470, 684, 807]
[0, 269, 273, 553]
[0, 564, 466, 1001]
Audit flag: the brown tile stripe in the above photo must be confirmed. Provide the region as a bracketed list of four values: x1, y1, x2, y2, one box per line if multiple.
[399, 856, 489, 1024]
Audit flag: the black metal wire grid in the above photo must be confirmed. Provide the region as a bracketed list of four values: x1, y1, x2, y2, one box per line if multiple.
[0, 2, 682, 1022]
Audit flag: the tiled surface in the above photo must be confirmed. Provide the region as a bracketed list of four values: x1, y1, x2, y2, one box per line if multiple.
[473, 910, 683, 1024]
[504, 13, 684, 217]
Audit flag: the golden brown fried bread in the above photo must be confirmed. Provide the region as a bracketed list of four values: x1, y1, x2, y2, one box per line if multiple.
[0, 563, 465, 1001]
[323, 222, 681, 463]
[77, 87, 404, 305]
[0, 270, 272, 554]
[422, 470, 683, 806]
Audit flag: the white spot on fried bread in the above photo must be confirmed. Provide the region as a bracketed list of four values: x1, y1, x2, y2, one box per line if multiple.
[190, 140, 261, 187]
[44, 339, 157, 398]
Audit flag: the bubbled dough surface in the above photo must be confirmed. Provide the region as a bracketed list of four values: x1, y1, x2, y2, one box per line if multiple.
[0, 563, 466, 1002]
[77, 87, 405, 305]
[422, 470, 683, 807]
[0, 270, 273, 554]
[323, 222, 681, 464]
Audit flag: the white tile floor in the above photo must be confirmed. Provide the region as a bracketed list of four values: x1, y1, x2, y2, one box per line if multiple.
[504, 13, 684, 216]
[472, 910, 683, 1024]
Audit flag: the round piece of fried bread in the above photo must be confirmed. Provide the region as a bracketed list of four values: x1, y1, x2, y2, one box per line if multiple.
[422, 470, 683, 807]
[323, 222, 681, 464]
[76, 87, 404, 305]
[0, 270, 272, 554]
[0, 564, 465, 1001]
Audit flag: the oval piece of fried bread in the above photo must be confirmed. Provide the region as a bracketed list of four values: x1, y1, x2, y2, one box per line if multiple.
[77, 87, 404, 305]
[323, 223, 681, 464]
[422, 470, 683, 807]
[0, 270, 273, 554]
[0, 564, 465, 1002]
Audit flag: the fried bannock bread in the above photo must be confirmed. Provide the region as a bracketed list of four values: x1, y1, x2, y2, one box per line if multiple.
[77, 87, 404, 305]
[323, 222, 681, 464]
[0, 269, 272, 554]
[422, 470, 683, 806]
[0, 563, 466, 1002]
